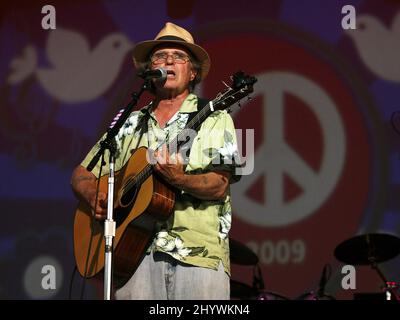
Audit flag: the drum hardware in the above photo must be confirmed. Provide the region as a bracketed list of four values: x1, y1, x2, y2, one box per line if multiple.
[229, 239, 290, 300]
[334, 233, 400, 301]
[230, 279, 259, 299]
[296, 264, 336, 300]
[256, 290, 290, 300]
[229, 238, 259, 266]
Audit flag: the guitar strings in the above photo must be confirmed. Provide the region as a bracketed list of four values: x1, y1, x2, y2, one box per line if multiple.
[118, 85, 249, 199]
[119, 102, 212, 197]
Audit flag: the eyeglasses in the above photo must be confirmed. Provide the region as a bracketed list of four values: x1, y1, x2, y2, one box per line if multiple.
[151, 51, 190, 65]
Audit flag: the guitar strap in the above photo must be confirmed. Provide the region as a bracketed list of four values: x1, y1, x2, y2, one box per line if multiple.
[187, 97, 210, 130]
[134, 107, 151, 150]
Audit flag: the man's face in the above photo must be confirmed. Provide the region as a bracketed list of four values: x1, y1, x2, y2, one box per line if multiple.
[150, 45, 197, 95]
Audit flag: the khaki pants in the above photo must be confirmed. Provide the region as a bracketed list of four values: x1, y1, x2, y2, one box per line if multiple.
[115, 250, 230, 300]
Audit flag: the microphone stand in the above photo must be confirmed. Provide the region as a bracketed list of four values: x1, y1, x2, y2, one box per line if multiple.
[86, 79, 150, 300]
[317, 264, 328, 298]
[252, 264, 265, 294]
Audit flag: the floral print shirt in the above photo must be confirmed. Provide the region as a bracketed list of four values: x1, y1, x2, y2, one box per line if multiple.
[81, 94, 241, 276]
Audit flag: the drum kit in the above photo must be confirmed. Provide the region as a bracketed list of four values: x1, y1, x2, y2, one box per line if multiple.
[334, 233, 400, 300]
[229, 238, 291, 300]
[230, 233, 400, 300]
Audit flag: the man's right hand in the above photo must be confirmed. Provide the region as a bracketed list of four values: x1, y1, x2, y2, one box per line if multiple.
[71, 165, 108, 221]
[86, 190, 108, 221]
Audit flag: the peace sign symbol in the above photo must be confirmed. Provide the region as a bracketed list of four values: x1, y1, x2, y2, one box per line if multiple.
[232, 72, 346, 227]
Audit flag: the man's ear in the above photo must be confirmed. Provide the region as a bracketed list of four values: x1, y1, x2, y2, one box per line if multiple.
[190, 70, 197, 81]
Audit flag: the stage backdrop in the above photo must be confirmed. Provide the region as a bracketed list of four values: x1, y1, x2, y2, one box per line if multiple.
[0, 0, 399, 299]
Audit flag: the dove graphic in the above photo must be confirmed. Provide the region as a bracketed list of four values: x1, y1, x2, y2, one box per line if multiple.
[345, 12, 400, 83]
[7, 28, 133, 103]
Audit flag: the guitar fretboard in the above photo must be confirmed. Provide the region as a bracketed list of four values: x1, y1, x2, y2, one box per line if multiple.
[123, 99, 216, 192]
[121, 76, 254, 195]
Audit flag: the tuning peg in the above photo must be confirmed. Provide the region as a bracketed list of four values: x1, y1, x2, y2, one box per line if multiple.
[221, 80, 230, 88]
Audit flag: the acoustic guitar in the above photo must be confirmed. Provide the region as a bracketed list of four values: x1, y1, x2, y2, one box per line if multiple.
[73, 71, 257, 287]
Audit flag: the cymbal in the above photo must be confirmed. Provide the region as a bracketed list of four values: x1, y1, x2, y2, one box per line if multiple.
[230, 279, 258, 299]
[229, 238, 259, 265]
[334, 233, 400, 265]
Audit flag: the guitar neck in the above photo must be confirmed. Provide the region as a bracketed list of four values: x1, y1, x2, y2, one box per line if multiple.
[169, 100, 215, 152]
[135, 100, 214, 185]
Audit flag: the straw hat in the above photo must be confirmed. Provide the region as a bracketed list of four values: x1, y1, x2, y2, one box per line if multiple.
[132, 22, 210, 80]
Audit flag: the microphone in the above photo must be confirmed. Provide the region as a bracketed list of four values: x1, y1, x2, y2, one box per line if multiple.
[138, 68, 167, 81]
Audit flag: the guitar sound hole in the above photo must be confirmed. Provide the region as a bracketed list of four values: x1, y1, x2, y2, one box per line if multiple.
[114, 206, 129, 227]
[120, 185, 139, 207]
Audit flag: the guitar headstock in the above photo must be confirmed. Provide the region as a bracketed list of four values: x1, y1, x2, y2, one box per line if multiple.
[213, 71, 257, 112]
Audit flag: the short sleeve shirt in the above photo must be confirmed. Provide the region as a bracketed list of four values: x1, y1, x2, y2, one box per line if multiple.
[80, 93, 241, 275]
